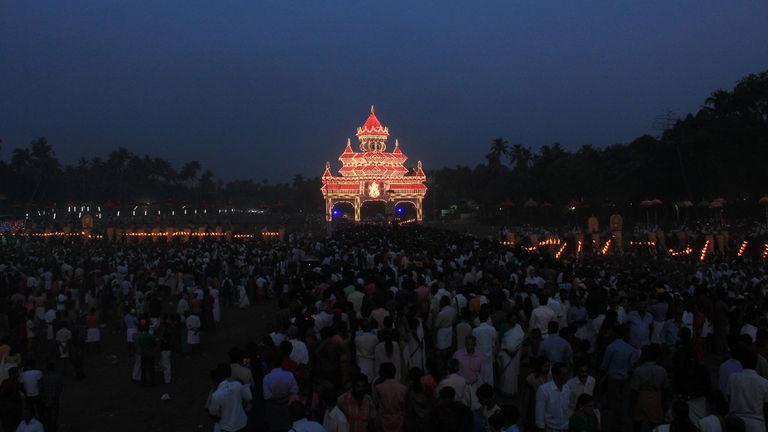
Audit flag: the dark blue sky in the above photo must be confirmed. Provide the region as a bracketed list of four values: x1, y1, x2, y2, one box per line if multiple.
[2, 1, 767, 182]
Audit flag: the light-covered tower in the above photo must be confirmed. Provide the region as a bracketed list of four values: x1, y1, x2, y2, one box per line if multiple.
[321, 106, 427, 222]
[356, 105, 389, 152]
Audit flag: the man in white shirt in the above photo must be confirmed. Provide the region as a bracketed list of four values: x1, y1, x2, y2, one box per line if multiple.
[20, 361, 43, 415]
[529, 294, 557, 335]
[547, 296, 566, 327]
[347, 288, 366, 318]
[185, 312, 201, 350]
[370, 306, 390, 330]
[498, 313, 525, 397]
[566, 363, 596, 411]
[323, 390, 350, 432]
[472, 310, 497, 386]
[287, 327, 309, 366]
[434, 297, 457, 351]
[524, 267, 545, 289]
[727, 349, 768, 432]
[535, 362, 571, 432]
[314, 307, 335, 337]
[355, 321, 379, 382]
[436, 358, 469, 406]
[208, 364, 252, 432]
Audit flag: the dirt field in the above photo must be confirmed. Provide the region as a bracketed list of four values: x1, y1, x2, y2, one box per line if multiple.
[54, 301, 273, 432]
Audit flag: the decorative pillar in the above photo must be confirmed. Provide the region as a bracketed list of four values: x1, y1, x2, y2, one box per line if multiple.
[354, 197, 361, 222]
[325, 198, 333, 222]
[416, 198, 423, 222]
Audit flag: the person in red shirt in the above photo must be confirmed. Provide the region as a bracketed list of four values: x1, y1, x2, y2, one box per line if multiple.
[338, 374, 376, 432]
[374, 363, 406, 432]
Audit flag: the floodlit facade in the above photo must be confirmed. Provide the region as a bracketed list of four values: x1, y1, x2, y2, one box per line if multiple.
[321, 106, 427, 222]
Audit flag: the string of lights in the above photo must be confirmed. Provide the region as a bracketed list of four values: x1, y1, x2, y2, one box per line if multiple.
[668, 247, 693, 257]
[555, 242, 567, 259]
[700, 240, 711, 261]
[737, 240, 748, 257]
[600, 239, 612, 255]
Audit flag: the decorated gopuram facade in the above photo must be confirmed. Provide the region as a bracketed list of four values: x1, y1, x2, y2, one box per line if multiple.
[321, 107, 427, 222]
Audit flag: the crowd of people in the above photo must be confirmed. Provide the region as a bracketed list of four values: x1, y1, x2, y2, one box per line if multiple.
[1, 223, 768, 432]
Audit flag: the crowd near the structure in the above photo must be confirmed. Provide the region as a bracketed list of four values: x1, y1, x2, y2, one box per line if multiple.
[1, 224, 768, 432]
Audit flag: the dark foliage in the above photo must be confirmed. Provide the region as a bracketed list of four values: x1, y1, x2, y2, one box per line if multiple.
[1, 71, 766, 217]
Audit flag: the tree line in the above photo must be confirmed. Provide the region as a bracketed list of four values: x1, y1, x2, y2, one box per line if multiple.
[1, 70, 766, 220]
[0, 144, 324, 214]
[431, 70, 768, 218]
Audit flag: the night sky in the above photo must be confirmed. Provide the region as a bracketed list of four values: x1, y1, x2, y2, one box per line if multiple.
[1, 1, 767, 182]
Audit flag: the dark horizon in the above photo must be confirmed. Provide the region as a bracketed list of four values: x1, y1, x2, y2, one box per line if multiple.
[1, 1, 767, 182]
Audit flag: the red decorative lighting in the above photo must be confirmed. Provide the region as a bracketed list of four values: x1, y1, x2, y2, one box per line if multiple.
[322, 106, 427, 222]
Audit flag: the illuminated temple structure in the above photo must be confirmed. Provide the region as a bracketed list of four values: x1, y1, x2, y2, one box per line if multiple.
[321, 107, 427, 222]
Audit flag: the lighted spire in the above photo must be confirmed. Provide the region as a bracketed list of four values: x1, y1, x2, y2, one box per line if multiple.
[393, 139, 403, 155]
[322, 161, 332, 178]
[414, 160, 425, 177]
[339, 138, 355, 161]
[357, 105, 389, 152]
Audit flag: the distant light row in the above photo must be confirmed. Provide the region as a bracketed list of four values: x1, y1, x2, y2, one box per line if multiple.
[0, 232, 290, 239]
[25, 208, 268, 219]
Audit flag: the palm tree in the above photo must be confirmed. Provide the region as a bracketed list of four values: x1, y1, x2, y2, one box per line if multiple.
[704, 89, 735, 120]
[508, 144, 532, 172]
[179, 161, 201, 187]
[486, 137, 508, 167]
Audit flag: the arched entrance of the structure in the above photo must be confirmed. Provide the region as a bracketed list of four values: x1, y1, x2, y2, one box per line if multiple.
[331, 202, 355, 220]
[360, 200, 387, 221]
[394, 201, 418, 220]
